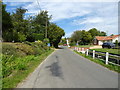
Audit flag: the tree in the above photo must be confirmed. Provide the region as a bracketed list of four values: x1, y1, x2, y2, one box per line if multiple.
[11, 7, 28, 42]
[71, 30, 82, 43]
[32, 11, 52, 40]
[61, 38, 67, 45]
[25, 10, 52, 42]
[110, 34, 114, 36]
[48, 23, 65, 48]
[2, 3, 13, 41]
[80, 30, 92, 45]
[88, 28, 107, 40]
[70, 30, 92, 45]
[88, 28, 99, 39]
[99, 31, 107, 36]
[115, 40, 118, 47]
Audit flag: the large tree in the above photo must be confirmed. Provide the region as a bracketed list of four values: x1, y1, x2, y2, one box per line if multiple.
[71, 30, 82, 43]
[80, 30, 92, 45]
[11, 7, 28, 42]
[88, 28, 107, 39]
[48, 23, 65, 48]
[70, 30, 92, 45]
[2, 3, 13, 41]
[32, 11, 52, 40]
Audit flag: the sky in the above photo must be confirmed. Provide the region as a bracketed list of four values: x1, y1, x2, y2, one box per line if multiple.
[3, 0, 119, 38]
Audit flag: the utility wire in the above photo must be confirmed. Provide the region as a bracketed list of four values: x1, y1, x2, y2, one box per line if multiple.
[37, 0, 42, 11]
[36, 0, 48, 38]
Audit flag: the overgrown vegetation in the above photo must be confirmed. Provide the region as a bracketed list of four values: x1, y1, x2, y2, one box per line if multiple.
[2, 42, 54, 88]
[74, 51, 120, 73]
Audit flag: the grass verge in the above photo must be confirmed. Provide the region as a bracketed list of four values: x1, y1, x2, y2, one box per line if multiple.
[2, 49, 54, 88]
[91, 48, 119, 55]
[74, 50, 120, 73]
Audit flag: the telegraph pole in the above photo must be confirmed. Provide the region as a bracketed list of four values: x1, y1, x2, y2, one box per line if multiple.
[45, 17, 47, 38]
[37, 0, 47, 38]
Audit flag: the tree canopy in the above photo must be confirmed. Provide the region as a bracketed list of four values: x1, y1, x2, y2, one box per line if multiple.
[2, 3, 13, 41]
[2, 3, 65, 48]
[70, 28, 107, 45]
[48, 23, 65, 48]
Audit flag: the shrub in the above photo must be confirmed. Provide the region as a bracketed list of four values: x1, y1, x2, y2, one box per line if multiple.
[2, 43, 17, 56]
[14, 43, 34, 55]
[69, 41, 76, 46]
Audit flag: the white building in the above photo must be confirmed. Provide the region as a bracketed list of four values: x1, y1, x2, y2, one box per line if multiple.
[94, 35, 120, 45]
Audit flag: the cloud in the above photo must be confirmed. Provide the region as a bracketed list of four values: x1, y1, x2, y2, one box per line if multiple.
[72, 17, 104, 25]
[24, 1, 118, 36]
[64, 32, 73, 38]
[3, 0, 119, 2]
[4, 1, 118, 36]
[23, 2, 93, 21]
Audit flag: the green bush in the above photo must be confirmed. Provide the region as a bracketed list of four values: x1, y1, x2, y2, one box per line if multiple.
[2, 42, 51, 78]
[2, 43, 17, 56]
[14, 43, 34, 55]
[70, 41, 76, 46]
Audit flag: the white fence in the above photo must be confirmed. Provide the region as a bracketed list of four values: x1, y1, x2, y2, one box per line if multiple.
[74, 47, 120, 66]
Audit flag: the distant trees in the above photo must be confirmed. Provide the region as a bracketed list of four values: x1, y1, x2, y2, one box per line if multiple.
[70, 28, 107, 45]
[2, 3, 65, 48]
[71, 30, 92, 45]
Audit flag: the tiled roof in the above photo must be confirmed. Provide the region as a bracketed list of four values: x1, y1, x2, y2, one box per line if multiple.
[95, 35, 120, 41]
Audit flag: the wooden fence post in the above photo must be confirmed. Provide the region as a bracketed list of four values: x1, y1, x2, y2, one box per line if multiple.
[93, 50, 95, 59]
[106, 52, 109, 64]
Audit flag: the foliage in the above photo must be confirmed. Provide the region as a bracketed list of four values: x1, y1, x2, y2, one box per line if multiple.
[59, 38, 67, 45]
[70, 28, 107, 45]
[2, 42, 53, 88]
[11, 7, 28, 42]
[115, 40, 118, 47]
[43, 38, 49, 45]
[2, 49, 54, 88]
[2, 3, 13, 42]
[48, 23, 65, 48]
[2, 3, 65, 48]
[88, 28, 107, 39]
[71, 30, 82, 43]
[69, 41, 76, 46]
[71, 30, 92, 45]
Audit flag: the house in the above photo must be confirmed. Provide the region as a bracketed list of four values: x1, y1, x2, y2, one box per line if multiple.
[94, 35, 120, 45]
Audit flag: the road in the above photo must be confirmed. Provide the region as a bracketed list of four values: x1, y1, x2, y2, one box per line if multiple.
[17, 46, 118, 88]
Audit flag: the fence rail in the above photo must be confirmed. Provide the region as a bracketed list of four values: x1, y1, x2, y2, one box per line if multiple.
[74, 47, 120, 66]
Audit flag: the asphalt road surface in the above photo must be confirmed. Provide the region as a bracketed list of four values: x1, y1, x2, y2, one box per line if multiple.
[17, 46, 118, 88]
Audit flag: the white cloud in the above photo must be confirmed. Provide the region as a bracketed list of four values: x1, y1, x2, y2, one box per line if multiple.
[3, 0, 119, 2]
[23, 2, 93, 21]
[73, 17, 104, 25]
[4, 1, 118, 36]
[64, 32, 73, 38]
[70, 2, 118, 36]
